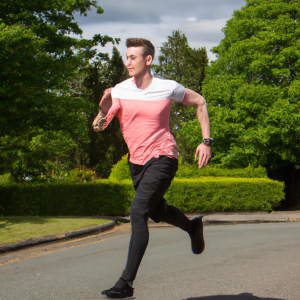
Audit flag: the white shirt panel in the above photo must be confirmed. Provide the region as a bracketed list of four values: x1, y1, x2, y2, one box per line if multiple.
[111, 77, 186, 101]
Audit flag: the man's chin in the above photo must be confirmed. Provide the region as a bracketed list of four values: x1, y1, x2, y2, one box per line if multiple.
[127, 70, 135, 77]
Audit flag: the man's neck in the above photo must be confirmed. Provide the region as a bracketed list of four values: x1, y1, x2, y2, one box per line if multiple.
[134, 72, 153, 89]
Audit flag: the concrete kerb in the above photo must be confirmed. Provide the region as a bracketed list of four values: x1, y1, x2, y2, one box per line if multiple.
[0, 220, 115, 254]
[200, 211, 300, 225]
[96, 212, 300, 227]
[203, 219, 288, 225]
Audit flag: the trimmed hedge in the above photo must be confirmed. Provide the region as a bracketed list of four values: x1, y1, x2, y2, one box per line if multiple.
[165, 178, 284, 212]
[0, 181, 134, 216]
[175, 165, 267, 179]
[0, 177, 284, 216]
[109, 154, 268, 180]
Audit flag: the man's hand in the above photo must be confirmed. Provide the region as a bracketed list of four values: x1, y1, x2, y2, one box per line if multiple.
[99, 87, 113, 115]
[195, 143, 211, 168]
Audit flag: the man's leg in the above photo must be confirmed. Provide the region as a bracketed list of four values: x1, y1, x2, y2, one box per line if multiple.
[150, 200, 192, 232]
[102, 157, 175, 298]
[150, 198, 205, 255]
[121, 159, 173, 283]
[102, 156, 204, 298]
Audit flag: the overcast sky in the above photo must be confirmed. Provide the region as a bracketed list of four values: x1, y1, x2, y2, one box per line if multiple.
[75, 0, 246, 63]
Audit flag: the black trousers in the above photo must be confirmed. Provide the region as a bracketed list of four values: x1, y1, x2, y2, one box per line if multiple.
[121, 155, 192, 283]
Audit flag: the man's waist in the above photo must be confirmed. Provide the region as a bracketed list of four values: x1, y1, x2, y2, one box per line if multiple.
[128, 138, 178, 165]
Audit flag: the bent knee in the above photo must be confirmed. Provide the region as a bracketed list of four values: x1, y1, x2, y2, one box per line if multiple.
[149, 213, 161, 223]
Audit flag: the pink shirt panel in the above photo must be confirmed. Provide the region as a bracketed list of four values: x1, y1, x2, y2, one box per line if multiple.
[105, 78, 186, 165]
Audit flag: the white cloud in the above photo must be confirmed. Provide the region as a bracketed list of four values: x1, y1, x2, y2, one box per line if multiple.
[185, 17, 197, 22]
[79, 17, 228, 62]
[76, 0, 246, 25]
[75, 0, 245, 62]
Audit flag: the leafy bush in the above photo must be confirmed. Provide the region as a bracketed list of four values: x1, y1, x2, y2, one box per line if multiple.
[175, 164, 267, 178]
[165, 178, 284, 212]
[109, 154, 268, 180]
[67, 169, 96, 182]
[0, 177, 284, 216]
[0, 173, 14, 186]
[0, 181, 134, 216]
[20, 168, 96, 184]
[109, 154, 131, 180]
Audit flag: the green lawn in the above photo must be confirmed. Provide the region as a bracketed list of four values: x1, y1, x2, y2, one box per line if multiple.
[0, 216, 110, 246]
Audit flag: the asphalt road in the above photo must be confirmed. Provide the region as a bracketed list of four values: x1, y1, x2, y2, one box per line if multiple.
[0, 222, 299, 300]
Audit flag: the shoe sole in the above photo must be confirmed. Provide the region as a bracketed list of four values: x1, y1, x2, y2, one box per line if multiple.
[101, 288, 134, 299]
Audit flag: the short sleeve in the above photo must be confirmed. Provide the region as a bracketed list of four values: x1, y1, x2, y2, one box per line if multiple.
[171, 83, 186, 103]
[111, 87, 117, 100]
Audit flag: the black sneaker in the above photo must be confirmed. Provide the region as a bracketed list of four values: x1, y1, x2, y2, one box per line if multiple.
[188, 216, 205, 254]
[101, 278, 134, 299]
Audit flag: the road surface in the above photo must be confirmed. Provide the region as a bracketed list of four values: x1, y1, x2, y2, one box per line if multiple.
[0, 222, 299, 300]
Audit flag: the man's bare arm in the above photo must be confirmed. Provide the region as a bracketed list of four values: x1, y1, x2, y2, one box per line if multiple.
[99, 88, 113, 115]
[182, 88, 211, 168]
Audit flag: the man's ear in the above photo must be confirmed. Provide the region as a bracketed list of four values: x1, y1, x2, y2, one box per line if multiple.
[145, 55, 153, 66]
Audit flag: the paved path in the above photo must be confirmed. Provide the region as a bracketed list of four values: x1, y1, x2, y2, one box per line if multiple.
[1, 222, 300, 300]
[107, 211, 300, 226]
[201, 211, 300, 224]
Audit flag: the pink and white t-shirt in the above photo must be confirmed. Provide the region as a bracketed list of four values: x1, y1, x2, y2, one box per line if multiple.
[104, 77, 186, 165]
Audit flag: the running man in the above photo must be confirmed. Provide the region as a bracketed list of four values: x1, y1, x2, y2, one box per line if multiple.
[96, 38, 212, 298]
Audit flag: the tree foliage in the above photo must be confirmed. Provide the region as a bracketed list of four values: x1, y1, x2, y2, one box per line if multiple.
[0, 0, 119, 180]
[152, 30, 208, 92]
[82, 47, 129, 178]
[180, 0, 300, 207]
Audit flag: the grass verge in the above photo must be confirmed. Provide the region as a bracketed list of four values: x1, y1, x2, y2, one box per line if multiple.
[0, 216, 110, 246]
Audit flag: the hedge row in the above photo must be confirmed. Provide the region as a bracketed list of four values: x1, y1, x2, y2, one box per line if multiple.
[0, 177, 284, 216]
[0, 180, 133, 216]
[164, 178, 284, 212]
[175, 165, 267, 179]
[109, 154, 268, 180]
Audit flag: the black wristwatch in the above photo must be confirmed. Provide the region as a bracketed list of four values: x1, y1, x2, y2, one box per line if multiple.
[202, 138, 214, 146]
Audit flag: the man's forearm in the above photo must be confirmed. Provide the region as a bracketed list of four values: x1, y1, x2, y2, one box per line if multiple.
[196, 96, 210, 140]
[182, 89, 211, 140]
[99, 88, 113, 115]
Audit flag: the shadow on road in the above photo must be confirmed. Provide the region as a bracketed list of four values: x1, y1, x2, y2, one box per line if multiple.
[185, 293, 285, 300]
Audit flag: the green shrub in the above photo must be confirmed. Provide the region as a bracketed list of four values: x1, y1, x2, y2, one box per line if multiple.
[175, 164, 267, 178]
[21, 168, 96, 184]
[0, 177, 284, 216]
[0, 181, 134, 216]
[109, 154, 131, 180]
[109, 154, 268, 180]
[0, 173, 14, 186]
[67, 169, 96, 182]
[165, 178, 284, 212]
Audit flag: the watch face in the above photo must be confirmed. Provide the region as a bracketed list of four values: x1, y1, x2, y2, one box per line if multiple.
[203, 138, 213, 146]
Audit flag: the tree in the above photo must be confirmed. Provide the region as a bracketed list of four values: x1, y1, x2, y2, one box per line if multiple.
[82, 47, 129, 178]
[0, 0, 118, 180]
[152, 30, 208, 92]
[151, 30, 209, 142]
[182, 0, 300, 208]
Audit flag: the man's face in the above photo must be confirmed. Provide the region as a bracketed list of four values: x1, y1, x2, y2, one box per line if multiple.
[125, 46, 152, 78]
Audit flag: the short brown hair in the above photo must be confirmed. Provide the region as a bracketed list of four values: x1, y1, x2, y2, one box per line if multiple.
[126, 38, 155, 60]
